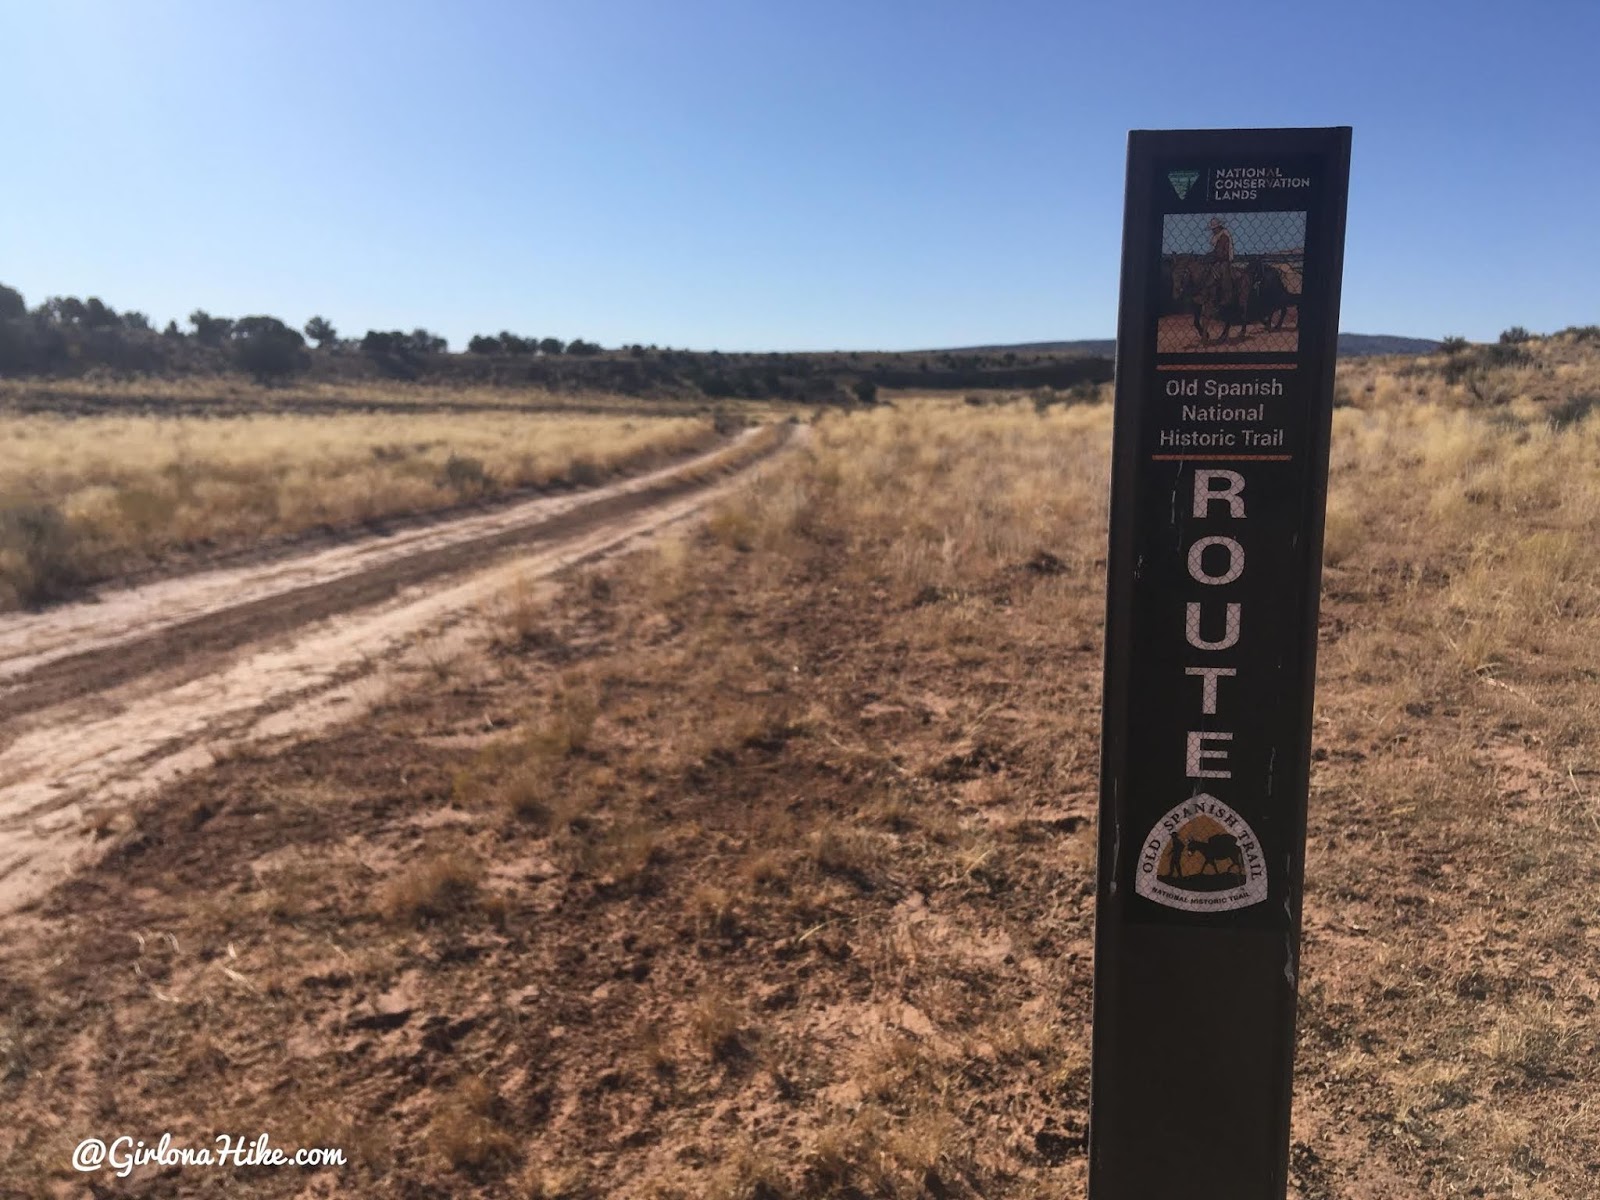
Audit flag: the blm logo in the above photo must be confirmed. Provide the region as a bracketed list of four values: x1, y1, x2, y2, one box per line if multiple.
[1167, 169, 1200, 200]
[1135, 794, 1267, 912]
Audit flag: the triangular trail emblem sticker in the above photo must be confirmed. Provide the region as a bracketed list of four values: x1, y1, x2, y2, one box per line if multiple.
[1167, 169, 1200, 200]
[1135, 793, 1267, 912]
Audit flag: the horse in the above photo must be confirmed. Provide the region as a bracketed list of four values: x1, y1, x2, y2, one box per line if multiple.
[1169, 254, 1253, 343]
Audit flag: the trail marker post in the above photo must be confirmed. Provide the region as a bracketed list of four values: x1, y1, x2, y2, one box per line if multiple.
[1090, 127, 1351, 1198]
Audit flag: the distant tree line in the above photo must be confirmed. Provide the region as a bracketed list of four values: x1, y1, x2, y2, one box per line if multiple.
[465, 333, 600, 356]
[0, 282, 468, 384]
[0, 281, 653, 387]
[0, 279, 1122, 401]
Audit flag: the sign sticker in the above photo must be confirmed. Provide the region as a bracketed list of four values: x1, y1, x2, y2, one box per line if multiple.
[1135, 794, 1268, 912]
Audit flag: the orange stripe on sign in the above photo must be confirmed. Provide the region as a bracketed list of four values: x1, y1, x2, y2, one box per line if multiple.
[1150, 454, 1293, 461]
[1156, 363, 1298, 371]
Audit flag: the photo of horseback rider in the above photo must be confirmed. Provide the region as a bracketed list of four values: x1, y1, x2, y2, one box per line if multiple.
[1158, 209, 1305, 353]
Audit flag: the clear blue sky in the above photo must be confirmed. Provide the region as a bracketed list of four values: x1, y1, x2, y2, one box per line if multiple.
[3, 1, 1596, 351]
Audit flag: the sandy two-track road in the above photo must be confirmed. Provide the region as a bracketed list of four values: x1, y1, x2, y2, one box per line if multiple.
[0, 424, 792, 914]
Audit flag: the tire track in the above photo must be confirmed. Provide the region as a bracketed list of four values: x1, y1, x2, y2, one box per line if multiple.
[0, 422, 794, 912]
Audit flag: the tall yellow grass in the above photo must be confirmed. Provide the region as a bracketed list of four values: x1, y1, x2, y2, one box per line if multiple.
[0, 374, 680, 414]
[0, 373, 799, 423]
[719, 392, 1114, 606]
[0, 410, 718, 609]
[738, 344, 1599, 725]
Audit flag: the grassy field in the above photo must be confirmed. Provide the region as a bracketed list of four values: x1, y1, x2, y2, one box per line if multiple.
[0, 336, 1596, 1196]
[0, 409, 724, 610]
[0, 374, 720, 416]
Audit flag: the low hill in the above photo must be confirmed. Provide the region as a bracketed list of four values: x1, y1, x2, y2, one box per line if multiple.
[944, 334, 1441, 358]
[1333, 333, 1441, 356]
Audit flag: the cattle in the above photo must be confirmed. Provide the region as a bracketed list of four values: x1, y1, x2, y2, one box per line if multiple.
[1246, 260, 1298, 333]
[1187, 833, 1246, 877]
[1164, 832, 1246, 880]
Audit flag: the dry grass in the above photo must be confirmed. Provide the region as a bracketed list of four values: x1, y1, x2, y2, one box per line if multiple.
[675, 339, 1600, 1195]
[735, 392, 1115, 605]
[426, 1077, 517, 1174]
[704, 1141, 794, 1200]
[805, 1104, 963, 1198]
[688, 991, 752, 1063]
[687, 882, 742, 936]
[0, 408, 719, 609]
[3, 339, 1598, 1198]
[0, 373, 712, 414]
[376, 850, 485, 924]
[519, 1163, 596, 1199]
[454, 669, 607, 829]
[1326, 343, 1600, 724]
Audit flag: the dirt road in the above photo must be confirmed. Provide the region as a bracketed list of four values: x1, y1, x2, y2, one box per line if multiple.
[0, 424, 792, 913]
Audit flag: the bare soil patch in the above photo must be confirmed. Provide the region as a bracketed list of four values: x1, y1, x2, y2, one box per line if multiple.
[0, 460, 1106, 1198]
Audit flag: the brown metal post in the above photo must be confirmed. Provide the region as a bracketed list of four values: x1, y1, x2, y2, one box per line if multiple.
[1090, 127, 1352, 1200]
